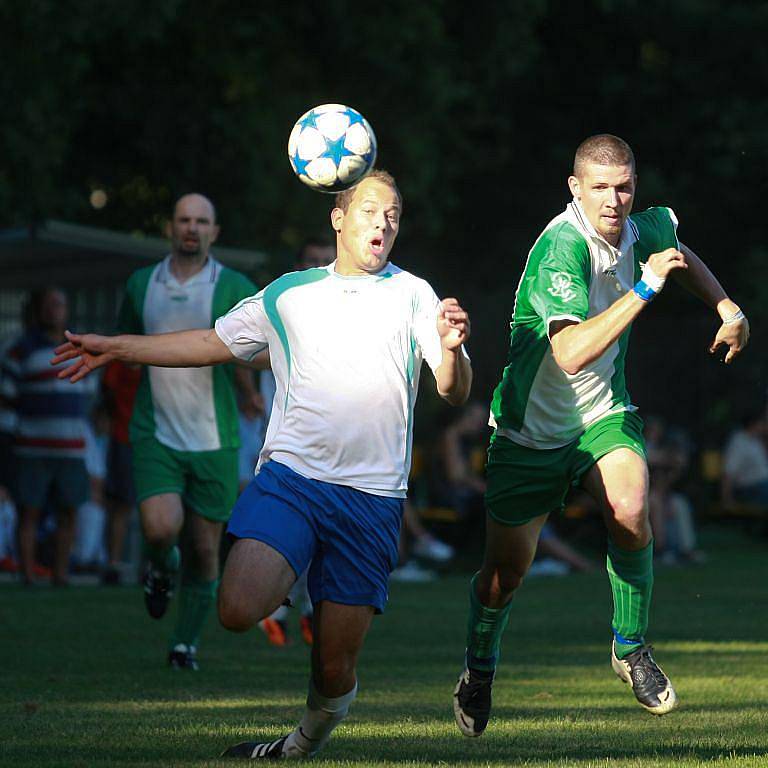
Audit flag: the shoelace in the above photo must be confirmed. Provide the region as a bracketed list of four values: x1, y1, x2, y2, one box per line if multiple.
[635, 646, 667, 688]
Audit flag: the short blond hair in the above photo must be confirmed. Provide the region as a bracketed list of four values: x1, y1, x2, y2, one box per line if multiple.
[573, 134, 635, 177]
[334, 169, 402, 213]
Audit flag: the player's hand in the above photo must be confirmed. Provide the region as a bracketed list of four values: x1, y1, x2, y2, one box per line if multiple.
[51, 330, 116, 382]
[438, 298, 470, 350]
[647, 248, 688, 278]
[709, 314, 749, 364]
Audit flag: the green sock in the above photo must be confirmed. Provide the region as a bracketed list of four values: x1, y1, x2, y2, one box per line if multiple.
[170, 577, 219, 649]
[144, 542, 181, 574]
[464, 573, 513, 672]
[607, 538, 654, 659]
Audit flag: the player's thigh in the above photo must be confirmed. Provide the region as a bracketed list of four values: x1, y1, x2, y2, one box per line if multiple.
[132, 437, 184, 497]
[219, 538, 297, 629]
[583, 447, 649, 530]
[311, 601, 374, 695]
[306, 482, 402, 615]
[179, 448, 239, 523]
[485, 434, 572, 528]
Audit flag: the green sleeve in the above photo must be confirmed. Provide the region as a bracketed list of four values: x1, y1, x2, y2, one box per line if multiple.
[116, 268, 152, 334]
[211, 268, 258, 322]
[631, 207, 680, 253]
[528, 225, 591, 325]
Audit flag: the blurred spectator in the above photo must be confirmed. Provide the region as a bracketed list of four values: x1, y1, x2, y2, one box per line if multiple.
[390, 500, 454, 583]
[2, 287, 93, 585]
[101, 360, 142, 584]
[432, 401, 488, 520]
[646, 415, 703, 564]
[528, 523, 597, 576]
[722, 409, 768, 506]
[72, 407, 110, 570]
[0, 334, 19, 572]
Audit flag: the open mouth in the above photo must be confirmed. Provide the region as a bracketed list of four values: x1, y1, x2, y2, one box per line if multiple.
[369, 236, 385, 256]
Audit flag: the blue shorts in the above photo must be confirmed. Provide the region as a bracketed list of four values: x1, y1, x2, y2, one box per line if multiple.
[228, 461, 404, 613]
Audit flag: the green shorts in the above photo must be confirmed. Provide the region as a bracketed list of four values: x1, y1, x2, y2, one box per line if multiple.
[132, 437, 239, 522]
[486, 410, 646, 526]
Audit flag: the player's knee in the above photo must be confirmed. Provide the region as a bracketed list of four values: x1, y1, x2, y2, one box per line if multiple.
[609, 491, 647, 535]
[314, 656, 356, 691]
[217, 592, 258, 633]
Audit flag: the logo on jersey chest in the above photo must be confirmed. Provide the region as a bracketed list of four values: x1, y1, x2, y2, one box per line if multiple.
[547, 272, 576, 302]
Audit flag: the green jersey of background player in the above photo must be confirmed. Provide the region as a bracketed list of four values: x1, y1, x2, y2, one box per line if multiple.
[453, 134, 750, 735]
[120, 193, 257, 671]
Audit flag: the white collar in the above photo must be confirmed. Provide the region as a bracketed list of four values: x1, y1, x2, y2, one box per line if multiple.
[156, 255, 219, 287]
[567, 199, 639, 269]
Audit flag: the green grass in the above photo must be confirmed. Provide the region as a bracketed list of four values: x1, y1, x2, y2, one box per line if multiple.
[2, 525, 767, 767]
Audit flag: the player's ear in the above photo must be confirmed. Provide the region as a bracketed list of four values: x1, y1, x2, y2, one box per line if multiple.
[210, 224, 220, 244]
[331, 208, 344, 233]
[567, 175, 580, 200]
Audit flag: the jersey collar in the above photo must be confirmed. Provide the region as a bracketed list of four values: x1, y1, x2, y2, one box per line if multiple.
[567, 200, 639, 271]
[156, 254, 220, 287]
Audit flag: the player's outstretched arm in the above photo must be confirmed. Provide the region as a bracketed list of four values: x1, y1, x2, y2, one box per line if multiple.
[435, 297, 472, 406]
[672, 243, 749, 364]
[52, 328, 236, 382]
[551, 247, 687, 374]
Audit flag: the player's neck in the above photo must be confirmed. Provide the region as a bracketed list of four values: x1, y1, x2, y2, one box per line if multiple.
[334, 252, 389, 277]
[169, 253, 208, 283]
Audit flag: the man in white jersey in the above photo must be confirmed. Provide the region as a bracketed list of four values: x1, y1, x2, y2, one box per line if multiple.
[53, 170, 472, 760]
[453, 135, 750, 736]
[117, 194, 257, 670]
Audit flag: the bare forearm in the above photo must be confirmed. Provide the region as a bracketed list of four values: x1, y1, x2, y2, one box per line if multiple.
[114, 329, 234, 367]
[674, 243, 738, 317]
[436, 347, 472, 406]
[551, 291, 646, 375]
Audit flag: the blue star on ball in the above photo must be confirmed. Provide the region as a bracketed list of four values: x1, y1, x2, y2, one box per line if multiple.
[322, 135, 354, 166]
[291, 152, 311, 176]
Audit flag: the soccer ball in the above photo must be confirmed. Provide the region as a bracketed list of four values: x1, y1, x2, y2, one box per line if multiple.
[288, 104, 377, 193]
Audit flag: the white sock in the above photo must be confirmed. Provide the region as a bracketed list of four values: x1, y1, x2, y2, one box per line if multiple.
[282, 681, 358, 758]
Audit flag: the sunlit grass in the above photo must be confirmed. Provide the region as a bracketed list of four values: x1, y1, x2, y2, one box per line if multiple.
[1, 524, 766, 766]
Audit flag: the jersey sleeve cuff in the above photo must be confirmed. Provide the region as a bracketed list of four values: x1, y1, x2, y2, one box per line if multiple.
[546, 314, 583, 340]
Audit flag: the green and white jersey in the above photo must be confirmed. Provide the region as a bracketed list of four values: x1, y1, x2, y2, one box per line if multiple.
[118, 256, 256, 452]
[491, 202, 679, 449]
[215, 262, 463, 498]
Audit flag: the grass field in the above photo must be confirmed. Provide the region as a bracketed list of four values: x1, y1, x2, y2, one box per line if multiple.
[2, 525, 767, 767]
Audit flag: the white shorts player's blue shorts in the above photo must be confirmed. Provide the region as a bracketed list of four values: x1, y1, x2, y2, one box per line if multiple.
[227, 460, 404, 613]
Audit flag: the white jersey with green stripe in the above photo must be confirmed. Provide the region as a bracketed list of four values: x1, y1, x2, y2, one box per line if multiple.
[490, 202, 679, 449]
[215, 261, 456, 498]
[118, 255, 256, 452]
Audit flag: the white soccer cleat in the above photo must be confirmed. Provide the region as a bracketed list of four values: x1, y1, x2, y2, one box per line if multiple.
[611, 641, 678, 715]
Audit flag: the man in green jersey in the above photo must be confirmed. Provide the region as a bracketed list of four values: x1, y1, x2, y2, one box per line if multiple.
[454, 134, 750, 733]
[119, 193, 258, 670]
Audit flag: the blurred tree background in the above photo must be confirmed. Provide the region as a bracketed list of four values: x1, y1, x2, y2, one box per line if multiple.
[1, 0, 765, 443]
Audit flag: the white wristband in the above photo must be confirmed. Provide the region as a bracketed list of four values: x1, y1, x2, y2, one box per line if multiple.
[640, 262, 665, 293]
[722, 309, 745, 325]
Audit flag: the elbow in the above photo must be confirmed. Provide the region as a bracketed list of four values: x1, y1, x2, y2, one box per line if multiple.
[552, 352, 583, 376]
[440, 388, 470, 407]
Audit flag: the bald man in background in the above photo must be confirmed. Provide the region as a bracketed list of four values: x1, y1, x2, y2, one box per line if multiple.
[117, 194, 258, 670]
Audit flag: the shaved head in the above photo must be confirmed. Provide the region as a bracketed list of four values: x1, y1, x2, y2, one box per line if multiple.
[174, 193, 217, 224]
[573, 134, 635, 178]
[168, 193, 220, 260]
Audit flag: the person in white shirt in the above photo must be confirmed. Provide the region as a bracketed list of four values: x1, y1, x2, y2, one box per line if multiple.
[53, 170, 472, 761]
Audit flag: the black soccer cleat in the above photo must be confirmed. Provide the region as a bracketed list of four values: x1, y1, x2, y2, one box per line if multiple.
[143, 567, 174, 619]
[611, 641, 678, 715]
[221, 735, 288, 759]
[453, 667, 494, 737]
[168, 643, 199, 671]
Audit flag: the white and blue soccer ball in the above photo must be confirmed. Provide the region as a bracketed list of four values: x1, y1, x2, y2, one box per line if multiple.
[288, 104, 377, 193]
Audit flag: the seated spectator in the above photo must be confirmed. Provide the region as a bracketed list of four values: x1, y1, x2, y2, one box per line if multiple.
[432, 401, 488, 520]
[646, 415, 703, 564]
[722, 409, 768, 506]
